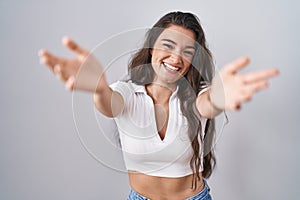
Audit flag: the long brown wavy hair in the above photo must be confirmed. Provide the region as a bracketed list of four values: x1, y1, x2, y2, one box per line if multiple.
[128, 11, 216, 189]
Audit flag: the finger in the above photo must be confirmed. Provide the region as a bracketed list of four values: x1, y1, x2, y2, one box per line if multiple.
[235, 104, 241, 110]
[65, 76, 75, 91]
[224, 56, 250, 74]
[54, 64, 67, 81]
[247, 80, 269, 93]
[242, 68, 280, 84]
[62, 36, 89, 57]
[39, 49, 63, 71]
[239, 92, 252, 103]
[230, 102, 241, 111]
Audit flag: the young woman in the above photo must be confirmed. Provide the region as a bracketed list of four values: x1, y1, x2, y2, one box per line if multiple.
[39, 11, 279, 200]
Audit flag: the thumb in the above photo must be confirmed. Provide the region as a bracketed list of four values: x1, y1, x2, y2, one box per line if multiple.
[224, 56, 250, 74]
[65, 76, 76, 91]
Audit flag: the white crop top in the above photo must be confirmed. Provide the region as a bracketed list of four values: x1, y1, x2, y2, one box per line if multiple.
[109, 81, 207, 178]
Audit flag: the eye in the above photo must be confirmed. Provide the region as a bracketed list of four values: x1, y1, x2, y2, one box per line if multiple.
[183, 50, 194, 57]
[162, 43, 174, 49]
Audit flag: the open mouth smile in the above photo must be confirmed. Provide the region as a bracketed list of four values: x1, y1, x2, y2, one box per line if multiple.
[163, 62, 180, 73]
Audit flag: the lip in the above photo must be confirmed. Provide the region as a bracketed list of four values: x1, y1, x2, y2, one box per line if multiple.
[162, 62, 181, 74]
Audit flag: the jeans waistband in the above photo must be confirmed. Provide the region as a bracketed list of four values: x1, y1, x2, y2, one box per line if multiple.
[128, 179, 211, 200]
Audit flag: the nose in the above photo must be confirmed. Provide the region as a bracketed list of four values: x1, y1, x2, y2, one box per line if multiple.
[170, 51, 182, 64]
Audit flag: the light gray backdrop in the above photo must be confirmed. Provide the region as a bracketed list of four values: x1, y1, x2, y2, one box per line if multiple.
[1, 0, 299, 199]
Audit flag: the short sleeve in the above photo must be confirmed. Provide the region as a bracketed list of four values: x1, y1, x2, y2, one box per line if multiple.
[197, 85, 210, 97]
[109, 81, 133, 118]
[109, 81, 131, 101]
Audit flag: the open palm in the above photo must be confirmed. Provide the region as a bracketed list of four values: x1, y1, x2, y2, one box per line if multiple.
[210, 57, 279, 110]
[39, 37, 106, 92]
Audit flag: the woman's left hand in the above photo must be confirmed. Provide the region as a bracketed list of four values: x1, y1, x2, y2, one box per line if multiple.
[210, 56, 279, 110]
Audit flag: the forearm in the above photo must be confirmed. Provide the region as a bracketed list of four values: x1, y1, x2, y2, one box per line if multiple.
[196, 90, 223, 119]
[93, 82, 124, 118]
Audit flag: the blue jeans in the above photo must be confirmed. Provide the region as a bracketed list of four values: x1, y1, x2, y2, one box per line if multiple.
[127, 180, 212, 200]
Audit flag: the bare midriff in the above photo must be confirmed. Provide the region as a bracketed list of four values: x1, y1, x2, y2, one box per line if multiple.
[128, 170, 204, 200]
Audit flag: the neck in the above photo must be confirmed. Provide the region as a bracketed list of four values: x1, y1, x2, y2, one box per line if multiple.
[146, 82, 176, 104]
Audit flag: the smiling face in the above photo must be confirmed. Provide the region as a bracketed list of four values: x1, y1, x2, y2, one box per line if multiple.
[150, 24, 196, 87]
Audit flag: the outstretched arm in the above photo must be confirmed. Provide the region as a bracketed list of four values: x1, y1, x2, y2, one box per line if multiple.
[39, 37, 124, 117]
[196, 56, 279, 119]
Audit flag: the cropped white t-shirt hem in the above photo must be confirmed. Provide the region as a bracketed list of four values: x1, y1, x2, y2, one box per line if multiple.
[127, 169, 203, 178]
[109, 81, 208, 178]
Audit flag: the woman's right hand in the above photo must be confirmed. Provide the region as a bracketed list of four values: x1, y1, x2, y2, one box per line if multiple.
[39, 37, 108, 93]
[210, 56, 279, 111]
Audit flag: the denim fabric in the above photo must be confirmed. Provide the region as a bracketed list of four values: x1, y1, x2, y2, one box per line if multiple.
[127, 180, 212, 200]
[127, 189, 150, 200]
[186, 180, 211, 200]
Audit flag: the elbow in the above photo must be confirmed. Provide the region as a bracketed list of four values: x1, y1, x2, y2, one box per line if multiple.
[93, 93, 114, 118]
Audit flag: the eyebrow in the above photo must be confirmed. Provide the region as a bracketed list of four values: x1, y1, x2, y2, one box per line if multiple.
[161, 39, 196, 50]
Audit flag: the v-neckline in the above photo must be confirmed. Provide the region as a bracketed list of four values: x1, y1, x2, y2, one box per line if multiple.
[144, 84, 179, 143]
[144, 89, 171, 143]
[149, 97, 171, 142]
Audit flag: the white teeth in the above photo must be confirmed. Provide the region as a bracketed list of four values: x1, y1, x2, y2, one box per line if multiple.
[163, 63, 179, 71]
